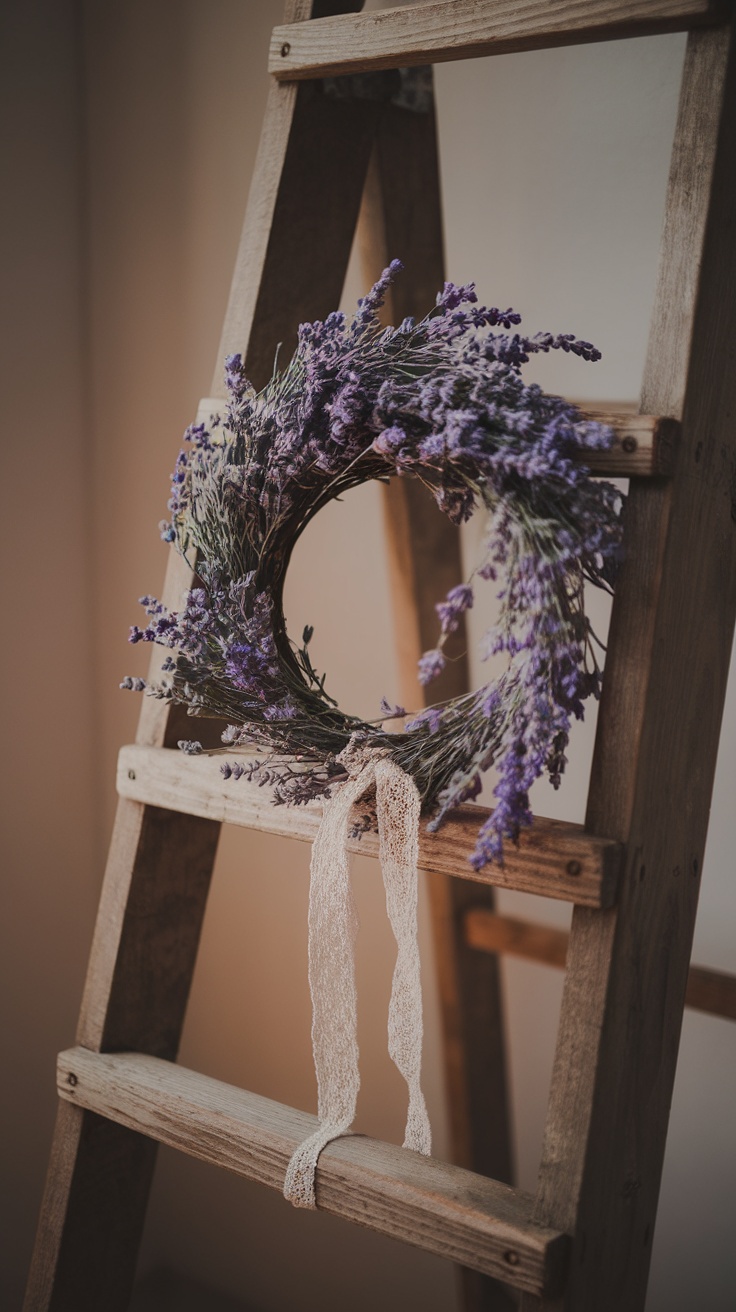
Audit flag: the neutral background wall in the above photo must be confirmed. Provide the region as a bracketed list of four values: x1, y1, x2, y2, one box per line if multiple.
[2, 2, 734, 1309]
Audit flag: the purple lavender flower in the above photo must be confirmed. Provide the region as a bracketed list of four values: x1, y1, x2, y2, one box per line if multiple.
[379, 697, 406, 719]
[224, 353, 250, 402]
[405, 706, 443, 734]
[418, 649, 446, 686]
[436, 583, 474, 635]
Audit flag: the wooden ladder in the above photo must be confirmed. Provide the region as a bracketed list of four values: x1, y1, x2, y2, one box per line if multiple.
[25, 3, 736, 1310]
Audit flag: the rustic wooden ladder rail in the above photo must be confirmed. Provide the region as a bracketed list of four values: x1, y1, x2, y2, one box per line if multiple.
[25, 2, 736, 1310]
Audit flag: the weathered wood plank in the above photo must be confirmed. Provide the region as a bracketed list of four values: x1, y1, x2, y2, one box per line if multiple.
[465, 910, 736, 1021]
[22, 1101, 157, 1312]
[270, 0, 723, 80]
[57, 1048, 571, 1298]
[118, 743, 622, 909]
[580, 412, 678, 477]
[423, 876, 517, 1312]
[215, 10, 375, 391]
[683, 963, 736, 1020]
[76, 799, 219, 1055]
[523, 20, 736, 1312]
[196, 396, 677, 481]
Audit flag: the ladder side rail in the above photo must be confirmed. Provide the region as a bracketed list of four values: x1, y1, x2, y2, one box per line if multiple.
[522, 17, 736, 1311]
[26, 617, 222, 1312]
[356, 87, 516, 1312]
[215, 0, 373, 394]
[22, 1103, 158, 1312]
[23, 2, 381, 1307]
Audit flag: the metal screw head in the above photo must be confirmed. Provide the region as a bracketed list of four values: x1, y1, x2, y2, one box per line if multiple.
[503, 1250, 520, 1266]
[67, 1072, 78, 1087]
[622, 435, 638, 453]
[280, 41, 291, 56]
[128, 769, 136, 780]
[566, 859, 582, 877]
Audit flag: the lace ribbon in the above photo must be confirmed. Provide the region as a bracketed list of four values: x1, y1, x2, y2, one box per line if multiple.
[283, 741, 431, 1209]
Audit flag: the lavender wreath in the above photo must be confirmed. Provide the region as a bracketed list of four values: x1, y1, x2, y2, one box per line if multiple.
[125, 262, 623, 868]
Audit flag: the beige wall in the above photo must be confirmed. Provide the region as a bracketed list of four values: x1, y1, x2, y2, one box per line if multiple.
[1, 3, 100, 1307]
[2, 2, 734, 1309]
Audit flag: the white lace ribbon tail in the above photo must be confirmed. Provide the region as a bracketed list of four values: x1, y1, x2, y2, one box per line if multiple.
[283, 761, 375, 1209]
[282, 1122, 350, 1210]
[375, 759, 432, 1157]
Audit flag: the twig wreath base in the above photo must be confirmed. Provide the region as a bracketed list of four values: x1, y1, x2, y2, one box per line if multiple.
[124, 262, 624, 868]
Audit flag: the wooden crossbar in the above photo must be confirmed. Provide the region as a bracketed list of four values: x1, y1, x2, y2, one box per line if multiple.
[578, 412, 677, 476]
[118, 744, 622, 908]
[270, 0, 724, 80]
[195, 396, 678, 478]
[57, 1047, 570, 1298]
[464, 909, 736, 1022]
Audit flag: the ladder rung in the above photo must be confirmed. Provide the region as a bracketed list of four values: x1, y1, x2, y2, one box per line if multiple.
[57, 1046, 570, 1297]
[575, 411, 677, 477]
[464, 909, 736, 1022]
[196, 397, 676, 479]
[118, 745, 622, 908]
[465, 909, 570, 968]
[269, 1, 720, 81]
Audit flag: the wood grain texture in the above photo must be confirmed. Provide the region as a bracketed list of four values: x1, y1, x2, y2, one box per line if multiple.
[270, 0, 723, 79]
[465, 910, 736, 1021]
[57, 1047, 571, 1298]
[214, 50, 378, 388]
[580, 413, 679, 477]
[356, 95, 516, 1311]
[427, 868, 518, 1312]
[640, 17, 734, 419]
[118, 742, 622, 908]
[76, 798, 219, 1056]
[523, 20, 736, 1312]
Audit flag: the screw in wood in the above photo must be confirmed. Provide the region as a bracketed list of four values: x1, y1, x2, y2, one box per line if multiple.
[280, 42, 291, 57]
[503, 1250, 520, 1266]
[67, 1073, 78, 1087]
[566, 859, 582, 877]
[128, 769, 136, 780]
[622, 435, 638, 453]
